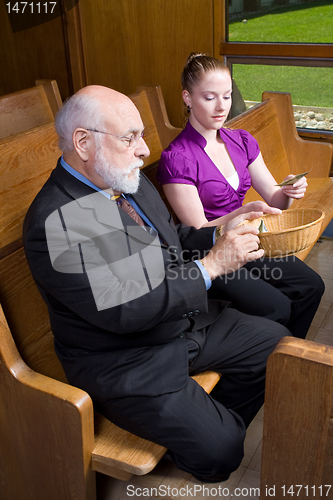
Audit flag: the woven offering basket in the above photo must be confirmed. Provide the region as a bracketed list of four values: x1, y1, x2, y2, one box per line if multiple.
[242, 208, 325, 257]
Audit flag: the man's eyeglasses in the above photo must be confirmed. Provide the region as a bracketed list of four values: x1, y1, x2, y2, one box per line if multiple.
[86, 128, 144, 148]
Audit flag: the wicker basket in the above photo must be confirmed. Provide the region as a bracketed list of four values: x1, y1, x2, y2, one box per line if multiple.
[242, 208, 325, 257]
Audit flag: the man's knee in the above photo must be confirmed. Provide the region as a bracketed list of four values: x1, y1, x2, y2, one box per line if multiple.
[270, 318, 291, 341]
[243, 314, 290, 351]
[200, 430, 244, 479]
[171, 412, 246, 482]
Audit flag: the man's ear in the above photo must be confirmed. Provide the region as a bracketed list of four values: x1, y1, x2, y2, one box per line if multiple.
[72, 128, 92, 161]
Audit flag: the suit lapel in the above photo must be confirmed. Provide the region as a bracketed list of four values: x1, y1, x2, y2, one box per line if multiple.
[132, 175, 179, 249]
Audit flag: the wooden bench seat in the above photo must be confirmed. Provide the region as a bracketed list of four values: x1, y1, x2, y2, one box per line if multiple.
[228, 91, 333, 260]
[0, 85, 221, 500]
[0, 79, 62, 140]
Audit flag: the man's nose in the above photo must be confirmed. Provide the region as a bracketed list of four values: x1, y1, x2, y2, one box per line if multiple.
[135, 137, 150, 158]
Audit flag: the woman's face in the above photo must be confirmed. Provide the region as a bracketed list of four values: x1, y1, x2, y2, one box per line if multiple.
[183, 69, 232, 135]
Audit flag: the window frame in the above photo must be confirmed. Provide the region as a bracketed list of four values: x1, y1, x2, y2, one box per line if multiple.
[218, 0, 333, 139]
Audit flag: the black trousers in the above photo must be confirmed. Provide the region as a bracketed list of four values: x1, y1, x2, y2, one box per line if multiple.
[96, 308, 288, 483]
[208, 255, 324, 339]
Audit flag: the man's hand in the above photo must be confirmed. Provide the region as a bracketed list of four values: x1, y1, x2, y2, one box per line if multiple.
[201, 222, 264, 280]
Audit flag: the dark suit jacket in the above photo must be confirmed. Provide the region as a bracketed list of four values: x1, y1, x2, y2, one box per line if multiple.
[23, 160, 227, 402]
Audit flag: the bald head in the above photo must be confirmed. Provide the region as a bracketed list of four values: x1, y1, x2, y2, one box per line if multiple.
[77, 85, 135, 121]
[76, 84, 130, 104]
[55, 85, 141, 154]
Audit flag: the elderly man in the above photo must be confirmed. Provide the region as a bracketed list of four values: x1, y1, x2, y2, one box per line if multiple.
[24, 85, 288, 483]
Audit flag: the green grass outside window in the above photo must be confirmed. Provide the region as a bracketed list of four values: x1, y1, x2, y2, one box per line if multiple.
[229, 0, 333, 107]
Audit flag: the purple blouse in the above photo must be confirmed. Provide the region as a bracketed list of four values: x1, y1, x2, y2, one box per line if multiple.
[157, 121, 260, 221]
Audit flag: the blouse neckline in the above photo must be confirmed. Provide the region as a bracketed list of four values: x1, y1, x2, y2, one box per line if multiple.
[184, 121, 239, 191]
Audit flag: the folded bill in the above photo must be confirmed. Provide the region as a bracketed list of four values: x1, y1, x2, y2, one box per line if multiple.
[258, 218, 268, 233]
[276, 171, 309, 187]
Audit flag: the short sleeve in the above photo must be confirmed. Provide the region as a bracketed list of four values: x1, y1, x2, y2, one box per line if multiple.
[157, 151, 198, 186]
[238, 129, 260, 165]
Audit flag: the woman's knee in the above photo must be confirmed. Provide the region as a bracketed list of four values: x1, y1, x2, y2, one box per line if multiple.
[309, 269, 325, 297]
[244, 292, 291, 326]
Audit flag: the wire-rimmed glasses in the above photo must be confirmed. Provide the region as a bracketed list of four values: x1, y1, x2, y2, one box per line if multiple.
[86, 128, 144, 148]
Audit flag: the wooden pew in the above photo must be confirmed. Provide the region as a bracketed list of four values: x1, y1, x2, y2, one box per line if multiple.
[226, 92, 333, 496]
[0, 85, 221, 500]
[228, 91, 333, 260]
[260, 337, 333, 499]
[227, 93, 333, 494]
[1, 84, 331, 499]
[0, 79, 62, 140]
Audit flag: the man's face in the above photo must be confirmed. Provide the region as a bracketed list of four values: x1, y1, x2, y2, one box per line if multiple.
[93, 101, 150, 193]
[94, 140, 144, 194]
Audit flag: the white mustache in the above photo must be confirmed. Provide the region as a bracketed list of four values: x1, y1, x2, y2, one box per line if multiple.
[128, 159, 144, 172]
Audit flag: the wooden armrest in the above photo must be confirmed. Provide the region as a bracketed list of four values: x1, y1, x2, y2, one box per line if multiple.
[92, 414, 166, 480]
[0, 305, 96, 499]
[0, 304, 92, 408]
[260, 336, 333, 496]
[191, 370, 221, 393]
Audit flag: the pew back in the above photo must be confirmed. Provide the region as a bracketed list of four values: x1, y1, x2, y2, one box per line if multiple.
[0, 79, 62, 140]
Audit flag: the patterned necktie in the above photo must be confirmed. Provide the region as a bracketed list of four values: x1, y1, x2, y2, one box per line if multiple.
[116, 197, 145, 228]
[114, 195, 166, 245]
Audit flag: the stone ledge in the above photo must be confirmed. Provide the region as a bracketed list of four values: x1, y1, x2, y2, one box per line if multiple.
[245, 100, 333, 131]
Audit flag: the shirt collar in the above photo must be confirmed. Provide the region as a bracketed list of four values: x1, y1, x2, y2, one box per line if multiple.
[60, 156, 111, 199]
[183, 121, 207, 149]
[183, 120, 227, 150]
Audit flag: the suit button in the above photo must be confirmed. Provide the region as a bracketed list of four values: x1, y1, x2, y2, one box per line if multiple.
[193, 310, 200, 316]
[178, 333, 185, 338]
[188, 311, 194, 317]
[181, 313, 188, 319]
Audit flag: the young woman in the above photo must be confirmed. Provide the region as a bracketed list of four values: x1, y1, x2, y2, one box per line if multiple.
[157, 52, 324, 338]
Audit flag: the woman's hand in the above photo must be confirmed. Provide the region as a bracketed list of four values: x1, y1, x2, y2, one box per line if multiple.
[218, 206, 279, 233]
[248, 154, 306, 210]
[281, 174, 307, 199]
[241, 201, 282, 216]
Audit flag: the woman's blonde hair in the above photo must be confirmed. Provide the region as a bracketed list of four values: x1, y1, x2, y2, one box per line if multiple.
[181, 52, 230, 93]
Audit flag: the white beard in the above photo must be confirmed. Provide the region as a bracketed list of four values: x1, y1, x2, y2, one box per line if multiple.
[94, 148, 143, 194]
